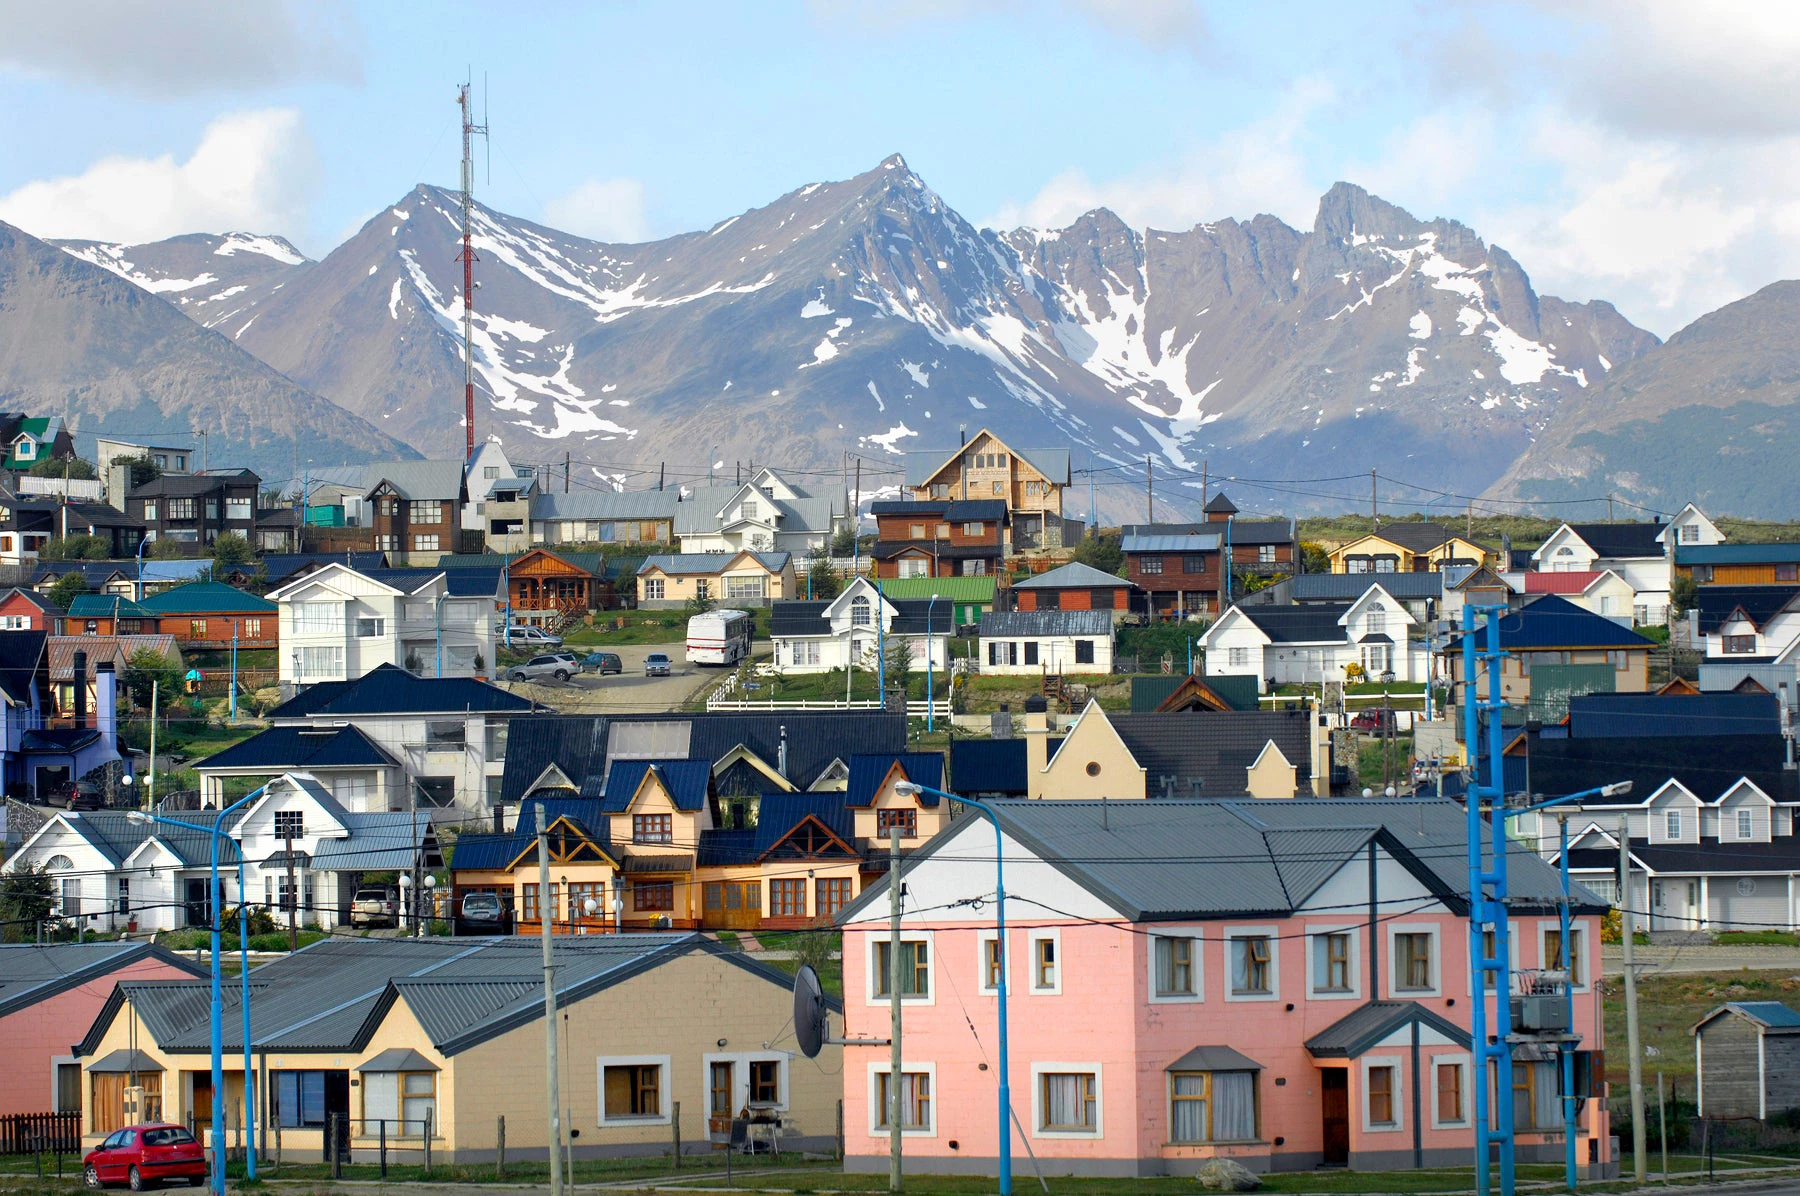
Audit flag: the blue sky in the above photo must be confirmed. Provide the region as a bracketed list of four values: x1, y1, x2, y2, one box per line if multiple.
[2, 0, 1798, 336]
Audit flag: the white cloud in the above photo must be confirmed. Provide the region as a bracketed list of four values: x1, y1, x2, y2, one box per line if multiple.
[0, 0, 360, 95]
[542, 179, 650, 244]
[982, 80, 1329, 232]
[0, 109, 318, 244]
[1346, 109, 1495, 216]
[807, 0, 1208, 54]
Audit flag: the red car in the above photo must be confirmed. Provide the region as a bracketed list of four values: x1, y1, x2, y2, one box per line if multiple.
[84, 1123, 204, 1190]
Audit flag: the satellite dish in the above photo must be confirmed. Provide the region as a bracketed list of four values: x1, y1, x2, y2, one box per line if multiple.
[794, 963, 828, 1059]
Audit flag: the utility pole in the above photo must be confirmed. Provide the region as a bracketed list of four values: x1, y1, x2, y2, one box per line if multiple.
[564, 452, 570, 494]
[1370, 469, 1378, 531]
[1467, 499, 1474, 541]
[1621, 824, 1646, 1184]
[1145, 456, 1153, 523]
[538, 804, 564, 1196]
[658, 462, 665, 492]
[1608, 493, 1615, 523]
[284, 832, 297, 951]
[1201, 458, 1208, 507]
[457, 80, 490, 460]
[888, 826, 904, 1193]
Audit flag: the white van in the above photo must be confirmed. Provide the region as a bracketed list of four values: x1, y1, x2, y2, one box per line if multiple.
[687, 609, 753, 666]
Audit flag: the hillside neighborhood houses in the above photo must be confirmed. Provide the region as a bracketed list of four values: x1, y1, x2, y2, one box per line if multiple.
[3, 412, 1796, 1188]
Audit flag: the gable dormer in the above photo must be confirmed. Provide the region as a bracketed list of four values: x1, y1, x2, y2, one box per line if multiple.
[747, 468, 801, 504]
[1663, 503, 1723, 552]
[1341, 584, 1414, 641]
[1716, 779, 1776, 843]
[234, 774, 351, 846]
[606, 760, 713, 851]
[1646, 780, 1703, 844]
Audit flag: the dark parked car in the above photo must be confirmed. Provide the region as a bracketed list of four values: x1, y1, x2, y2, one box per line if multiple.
[84, 1123, 205, 1190]
[455, 891, 513, 936]
[644, 652, 672, 677]
[52, 780, 104, 810]
[582, 651, 622, 675]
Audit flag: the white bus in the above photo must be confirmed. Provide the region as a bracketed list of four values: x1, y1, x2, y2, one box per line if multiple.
[687, 608, 754, 666]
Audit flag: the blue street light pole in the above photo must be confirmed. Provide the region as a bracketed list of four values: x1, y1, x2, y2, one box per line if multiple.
[893, 780, 1011, 1195]
[136, 534, 151, 604]
[1500, 782, 1632, 1193]
[129, 784, 268, 1196]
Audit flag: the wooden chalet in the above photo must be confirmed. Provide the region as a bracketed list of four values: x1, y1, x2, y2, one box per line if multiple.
[441, 549, 623, 621]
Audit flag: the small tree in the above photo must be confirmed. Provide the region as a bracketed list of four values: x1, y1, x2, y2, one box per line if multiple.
[685, 592, 716, 618]
[47, 572, 88, 611]
[123, 647, 181, 712]
[829, 524, 857, 557]
[116, 453, 164, 490]
[212, 531, 254, 568]
[1670, 572, 1699, 619]
[0, 863, 55, 943]
[40, 534, 110, 561]
[148, 537, 186, 560]
[28, 455, 96, 480]
[1072, 530, 1124, 575]
[1299, 540, 1332, 575]
[885, 638, 914, 691]
[806, 545, 841, 600]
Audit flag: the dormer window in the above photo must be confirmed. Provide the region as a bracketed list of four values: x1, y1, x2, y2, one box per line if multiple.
[274, 810, 304, 839]
[1737, 808, 1754, 839]
[1366, 608, 1387, 634]
[1679, 524, 1700, 544]
[761, 486, 775, 499]
[851, 595, 871, 627]
[743, 500, 759, 520]
[1666, 809, 1682, 839]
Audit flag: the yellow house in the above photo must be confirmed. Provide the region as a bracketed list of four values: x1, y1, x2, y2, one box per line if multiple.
[636, 551, 795, 609]
[76, 936, 841, 1161]
[1330, 523, 1492, 574]
[1023, 700, 1332, 799]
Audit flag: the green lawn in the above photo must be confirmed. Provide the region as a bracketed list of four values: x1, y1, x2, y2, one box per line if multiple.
[1601, 967, 1800, 1086]
[760, 953, 843, 998]
[1715, 930, 1800, 946]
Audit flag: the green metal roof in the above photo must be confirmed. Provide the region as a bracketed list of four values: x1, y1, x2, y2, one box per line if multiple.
[138, 581, 276, 615]
[872, 576, 996, 604]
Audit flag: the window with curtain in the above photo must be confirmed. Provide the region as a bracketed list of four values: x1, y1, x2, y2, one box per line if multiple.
[873, 940, 929, 997]
[983, 936, 1003, 989]
[1394, 932, 1433, 991]
[1039, 1072, 1097, 1132]
[274, 1071, 328, 1128]
[1170, 1071, 1257, 1143]
[1511, 1060, 1558, 1130]
[1545, 927, 1584, 985]
[1314, 932, 1352, 992]
[815, 878, 851, 919]
[874, 1071, 931, 1130]
[293, 602, 344, 634]
[1154, 936, 1196, 997]
[1231, 935, 1271, 994]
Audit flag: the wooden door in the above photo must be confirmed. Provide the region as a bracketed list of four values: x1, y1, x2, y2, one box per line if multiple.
[702, 881, 761, 930]
[1321, 1069, 1349, 1166]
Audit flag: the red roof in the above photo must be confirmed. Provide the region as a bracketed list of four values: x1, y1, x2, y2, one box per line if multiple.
[1522, 570, 1603, 594]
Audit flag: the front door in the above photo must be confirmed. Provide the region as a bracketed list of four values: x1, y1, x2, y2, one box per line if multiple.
[1684, 880, 1703, 930]
[702, 882, 762, 930]
[323, 1071, 351, 1159]
[1321, 1070, 1349, 1166]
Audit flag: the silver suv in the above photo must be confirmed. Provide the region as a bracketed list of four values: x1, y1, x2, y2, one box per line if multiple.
[506, 652, 580, 682]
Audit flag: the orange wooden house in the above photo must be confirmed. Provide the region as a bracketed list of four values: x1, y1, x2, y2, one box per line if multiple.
[440, 549, 624, 620]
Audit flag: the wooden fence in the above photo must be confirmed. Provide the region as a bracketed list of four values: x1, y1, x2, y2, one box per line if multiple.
[0, 1112, 80, 1155]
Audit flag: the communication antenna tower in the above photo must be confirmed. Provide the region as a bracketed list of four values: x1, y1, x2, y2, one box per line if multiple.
[457, 78, 489, 460]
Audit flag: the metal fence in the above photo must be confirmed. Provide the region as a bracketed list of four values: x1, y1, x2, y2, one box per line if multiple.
[0, 1112, 80, 1156]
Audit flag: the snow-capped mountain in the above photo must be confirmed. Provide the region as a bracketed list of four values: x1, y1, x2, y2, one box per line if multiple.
[53, 232, 312, 332]
[45, 157, 1664, 515]
[0, 221, 413, 479]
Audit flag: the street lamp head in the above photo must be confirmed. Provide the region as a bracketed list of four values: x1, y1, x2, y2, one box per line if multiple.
[120, 774, 133, 786]
[893, 780, 921, 797]
[423, 875, 437, 889]
[1600, 780, 1634, 799]
[125, 811, 151, 824]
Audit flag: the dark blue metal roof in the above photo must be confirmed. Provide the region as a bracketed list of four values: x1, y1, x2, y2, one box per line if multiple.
[199, 725, 398, 771]
[597, 759, 712, 811]
[752, 792, 858, 856]
[845, 753, 945, 807]
[1567, 692, 1780, 738]
[696, 829, 758, 866]
[267, 663, 532, 719]
[1472, 594, 1655, 649]
[949, 739, 1028, 795]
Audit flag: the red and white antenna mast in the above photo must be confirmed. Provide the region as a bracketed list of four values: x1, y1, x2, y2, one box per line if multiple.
[456, 79, 489, 460]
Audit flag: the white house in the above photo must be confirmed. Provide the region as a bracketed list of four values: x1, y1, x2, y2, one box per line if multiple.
[1531, 504, 1722, 625]
[976, 610, 1113, 675]
[2, 772, 438, 933]
[1512, 570, 1638, 624]
[675, 468, 846, 555]
[1694, 586, 1800, 695]
[1199, 584, 1420, 693]
[268, 562, 500, 691]
[768, 577, 951, 674]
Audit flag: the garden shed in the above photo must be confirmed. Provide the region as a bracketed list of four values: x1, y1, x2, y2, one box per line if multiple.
[1694, 1000, 1800, 1119]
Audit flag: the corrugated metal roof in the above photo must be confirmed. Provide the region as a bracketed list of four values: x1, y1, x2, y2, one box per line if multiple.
[902, 442, 1071, 487]
[1233, 604, 1352, 644]
[1722, 1001, 1800, 1029]
[977, 609, 1113, 638]
[750, 792, 858, 857]
[48, 635, 182, 682]
[871, 576, 997, 605]
[1562, 521, 1666, 559]
[638, 553, 790, 576]
[265, 664, 531, 718]
[311, 813, 433, 871]
[198, 726, 398, 772]
[1695, 585, 1800, 634]
[1013, 561, 1135, 591]
[1457, 594, 1654, 648]
[1122, 533, 1220, 553]
[1304, 1000, 1470, 1058]
[139, 581, 276, 615]
[949, 738, 1028, 795]
[533, 490, 679, 521]
[358, 1046, 440, 1072]
[1166, 1045, 1262, 1072]
[67, 594, 152, 619]
[1287, 573, 1444, 602]
[0, 943, 203, 1019]
[1567, 692, 1779, 738]
[363, 460, 465, 502]
[1678, 543, 1800, 566]
[597, 759, 712, 811]
[845, 753, 944, 808]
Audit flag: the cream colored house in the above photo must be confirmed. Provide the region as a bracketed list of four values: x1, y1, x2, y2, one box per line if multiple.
[75, 935, 842, 1161]
[636, 551, 794, 609]
[904, 429, 1077, 549]
[1021, 700, 1332, 799]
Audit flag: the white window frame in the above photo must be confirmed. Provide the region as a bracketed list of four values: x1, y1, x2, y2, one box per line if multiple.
[1224, 925, 1279, 1002]
[1470, 926, 1520, 996]
[702, 1052, 789, 1113]
[865, 930, 935, 1007]
[596, 1054, 672, 1126]
[1540, 922, 1589, 992]
[1429, 1053, 1471, 1129]
[1665, 808, 1682, 840]
[1029, 1062, 1104, 1140]
[1361, 1055, 1403, 1133]
[1146, 928, 1204, 1003]
[1737, 808, 1755, 840]
[1027, 928, 1062, 996]
[1305, 924, 1362, 1001]
[976, 928, 1006, 996]
[1387, 923, 1442, 997]
[867, 1061, 937, 1138]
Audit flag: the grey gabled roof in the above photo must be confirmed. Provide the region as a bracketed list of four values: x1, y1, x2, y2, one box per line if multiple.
[363, 460, 465, 502]
[903, 441, 1070, 487]
[1122, 532, 1220, 554]
[1167, 1045, 1263, 1072]
[533, 489, 679, 522]
[89, 1049, 163, 1074]
[1305, 1000, 1471, 1058]
[1232, 603, 1353, 644]
[1694, 1000, 1800, 1035]
[0, 943, 204, 1019]
[1108, 710, 1318, 793]
[1012, 561, 1137, 591]
[978, 610, 1113, 638]
[840, 798, 1589, 927]
[1288, 573, 1445, 602]
[358, 1047, 440, 1072]
[639, 552, 790, 576]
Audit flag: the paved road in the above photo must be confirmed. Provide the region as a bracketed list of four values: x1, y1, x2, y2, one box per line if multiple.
[1603, 943, 1800, 977]
[496, 643, 753, 714]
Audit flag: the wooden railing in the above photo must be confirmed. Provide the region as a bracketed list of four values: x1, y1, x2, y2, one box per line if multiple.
[0, 1112, 80, 1155]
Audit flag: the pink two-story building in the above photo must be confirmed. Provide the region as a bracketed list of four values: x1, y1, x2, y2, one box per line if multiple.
[838, 798, 1611, 1179]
